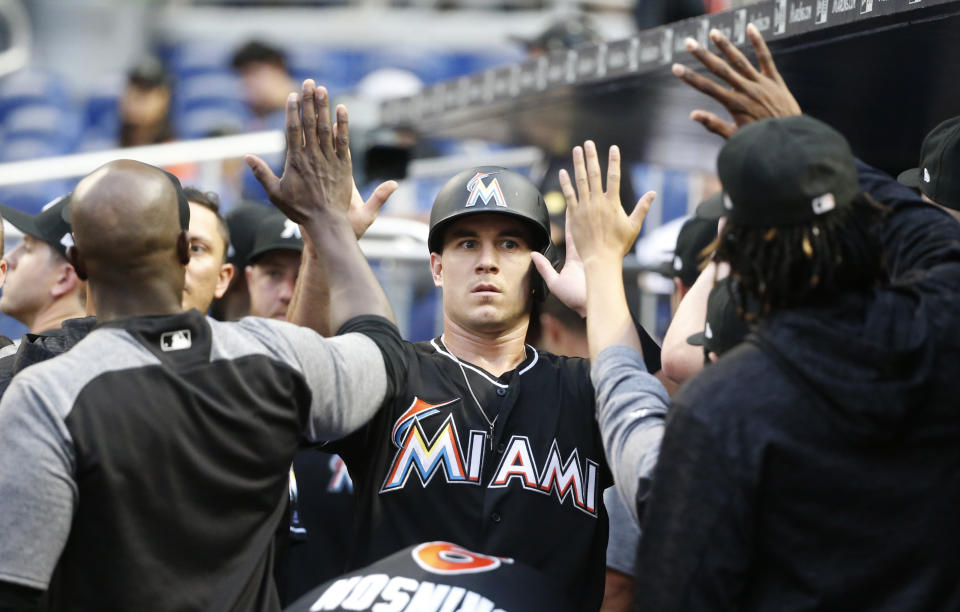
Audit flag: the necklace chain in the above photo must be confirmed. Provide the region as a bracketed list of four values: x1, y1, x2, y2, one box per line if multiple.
[442, 336, 500, 450]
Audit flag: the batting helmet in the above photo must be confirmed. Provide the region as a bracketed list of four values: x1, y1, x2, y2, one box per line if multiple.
[428, 166, 551, 254]
[428, 166, 558, 300]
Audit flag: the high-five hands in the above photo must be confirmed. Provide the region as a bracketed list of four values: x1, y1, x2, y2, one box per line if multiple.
[246, 79, 396, 236]
[561, 141, 656, 266]
[672, 24, 801, 138]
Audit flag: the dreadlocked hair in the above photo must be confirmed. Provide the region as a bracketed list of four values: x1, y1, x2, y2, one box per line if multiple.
[714, 192, 887, 322]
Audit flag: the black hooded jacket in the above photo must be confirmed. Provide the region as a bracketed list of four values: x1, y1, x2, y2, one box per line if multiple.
[634, 163, 960, 611]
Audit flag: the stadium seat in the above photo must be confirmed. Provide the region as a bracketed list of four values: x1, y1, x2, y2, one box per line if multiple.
[0, 69, 69, 121]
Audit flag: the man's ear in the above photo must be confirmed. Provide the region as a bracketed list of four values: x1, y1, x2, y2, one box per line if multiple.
[50, 261, 80, 299]
[429, 252, 443, 289]
[66, 246, 88, 280]
[214, 263, 235, 299]
[176, 230, 190, 266]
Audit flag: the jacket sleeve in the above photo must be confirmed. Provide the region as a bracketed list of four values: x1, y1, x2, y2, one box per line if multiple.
[633, 399, 753, 612]
[590, 345, 667, 523]
[855, 158, 960, 280]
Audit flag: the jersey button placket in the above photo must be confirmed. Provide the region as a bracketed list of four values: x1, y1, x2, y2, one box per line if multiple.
[496, 387, 507, 397]
[490, 511, 501, 524]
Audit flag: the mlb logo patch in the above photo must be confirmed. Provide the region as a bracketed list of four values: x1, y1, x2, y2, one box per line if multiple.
[160, 330, 192, 352]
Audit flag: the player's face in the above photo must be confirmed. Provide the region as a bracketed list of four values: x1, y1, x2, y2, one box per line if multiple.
[431, 214, 534, 335]
[0, 235, 60, 324]
[182, 202, 233, 314]
[245, 249, 300, 320]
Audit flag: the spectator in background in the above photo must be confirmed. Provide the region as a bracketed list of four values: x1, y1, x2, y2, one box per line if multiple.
[181, 187, 234, 314]
[245, 211, 303, 320]
[119, 57, 174, 148]
[231, 41, 297, 127]
[0, 196, 86, 335]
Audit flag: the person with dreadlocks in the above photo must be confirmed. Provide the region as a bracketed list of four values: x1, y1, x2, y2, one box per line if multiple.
[571, 25, 960, 610]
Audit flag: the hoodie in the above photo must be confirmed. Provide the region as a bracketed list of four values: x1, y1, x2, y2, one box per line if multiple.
[632, 169, 960, 611]
[0, 316, 98, 398]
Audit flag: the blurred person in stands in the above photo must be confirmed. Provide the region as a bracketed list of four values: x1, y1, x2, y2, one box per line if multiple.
[897, 116, 960, 223]
[232, 41, 297, 127]
[0, 159, 394, 611]
[245, 211, 303, 320]
[181, 187, 234, 314]
[0, 196, 86, 336]
[634, 0, 706, 29]
[119, 57, 173, 148]
[579, 25, 960, 609]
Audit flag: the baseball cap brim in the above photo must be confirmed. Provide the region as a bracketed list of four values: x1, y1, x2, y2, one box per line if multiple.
[0, 204, 42, 238]
[247, 240, 303, 263]
[896, 167, 921, 188]
[695, 192, 725, 220]
[687, 331, 706, 346]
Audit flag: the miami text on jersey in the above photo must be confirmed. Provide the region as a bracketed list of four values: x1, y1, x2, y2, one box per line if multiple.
[380, 398, 600, 517]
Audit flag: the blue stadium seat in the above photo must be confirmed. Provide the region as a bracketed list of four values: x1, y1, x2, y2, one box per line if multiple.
[286, 47, 367, 94]
[0, 179, 74, 216]
[360, 47, 450, 85]
[178, 107, 248, 139]
[0, 135, 68, 162]
[168, 42, 235, 80]
[0, 69, 69, 121]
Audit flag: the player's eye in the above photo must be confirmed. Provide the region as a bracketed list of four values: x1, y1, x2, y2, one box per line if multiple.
[459, 239, 476, 249]
[500, 239, 520, 250]
[190, 243, 207, 254]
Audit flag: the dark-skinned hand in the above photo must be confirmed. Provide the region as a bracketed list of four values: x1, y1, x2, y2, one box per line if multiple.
[672, 24, 801, 138]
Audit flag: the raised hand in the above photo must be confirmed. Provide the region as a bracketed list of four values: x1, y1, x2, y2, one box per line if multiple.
[245, 79, 355, 225]
[350, 180, 398, 240]
[532, 206, 587, 316]
[561, 141, 655, 265]
[672, 24, 801, 138]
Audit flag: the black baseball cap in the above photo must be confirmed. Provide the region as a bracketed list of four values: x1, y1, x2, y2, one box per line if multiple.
[0, 194, 74, 258]
[897, 116, 960, 210]
[687, 278, 750, 356]
[225, 202, 273, 269]
[718, 116, 859, 228]
[247, 211, 304, 264]
[651, 217, 716, 287]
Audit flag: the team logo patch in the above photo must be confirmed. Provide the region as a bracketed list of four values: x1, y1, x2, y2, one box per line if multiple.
[412, 542, 513, 575]
[160, 329, 192, 351]
[465, 172, 507, 209]
[281, 219, 302, 239]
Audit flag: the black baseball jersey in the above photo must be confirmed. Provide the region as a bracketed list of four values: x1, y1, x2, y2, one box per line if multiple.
[0, 310, 389, 611]
[286, 541, 575, 612]
[332, 316, 636, 611]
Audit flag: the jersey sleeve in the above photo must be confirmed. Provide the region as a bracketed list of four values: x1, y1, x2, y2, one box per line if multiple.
[0, 378, 77, 590]
[337, 315, 408, 403]
[590, 345, 667, 523]
[236, 317, 390, 442]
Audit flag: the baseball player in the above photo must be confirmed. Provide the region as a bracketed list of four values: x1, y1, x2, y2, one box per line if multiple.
[246, 79, 662, 610]
[0, 158, 396, 611]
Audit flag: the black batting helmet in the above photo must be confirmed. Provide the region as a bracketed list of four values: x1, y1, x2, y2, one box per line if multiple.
[428, 166, 551, 255]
